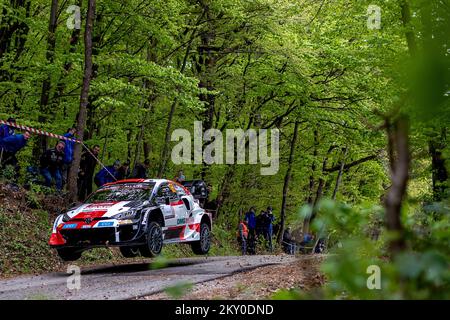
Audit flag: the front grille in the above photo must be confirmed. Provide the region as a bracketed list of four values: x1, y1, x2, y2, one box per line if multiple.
[60, 227, 116, 245]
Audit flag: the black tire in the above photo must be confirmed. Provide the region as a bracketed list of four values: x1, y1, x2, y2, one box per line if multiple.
[120, 246, 140, 258]
[191, 222, 211, 255]
[139, 221, 163, 257]
[56, 248, 82, 261]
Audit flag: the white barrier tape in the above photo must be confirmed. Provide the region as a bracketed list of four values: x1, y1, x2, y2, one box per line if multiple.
[0, 120, 80, 143]
[0, 119, 116, 181]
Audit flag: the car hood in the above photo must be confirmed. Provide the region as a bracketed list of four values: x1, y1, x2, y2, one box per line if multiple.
[65, 201, 144, 220]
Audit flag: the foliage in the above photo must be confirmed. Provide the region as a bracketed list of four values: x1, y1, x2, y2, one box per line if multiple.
[275, 199, 450, 300]
[0, 0, 448, 299]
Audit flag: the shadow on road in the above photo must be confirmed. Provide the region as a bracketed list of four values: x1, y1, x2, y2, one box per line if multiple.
[58, 259, 203, 276]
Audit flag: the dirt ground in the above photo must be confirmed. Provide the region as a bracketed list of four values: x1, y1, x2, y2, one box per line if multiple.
[144, 255, 326, 300]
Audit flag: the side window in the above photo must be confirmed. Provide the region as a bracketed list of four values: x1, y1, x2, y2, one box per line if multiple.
[155, 183, 169, 205]
[167, 183, 180, 202]
[174, 184, 186, 197]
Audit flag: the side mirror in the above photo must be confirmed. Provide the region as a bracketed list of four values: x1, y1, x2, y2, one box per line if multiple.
[69, 202, 81, 209]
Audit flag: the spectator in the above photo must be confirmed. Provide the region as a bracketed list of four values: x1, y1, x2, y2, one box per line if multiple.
[0, 117, 16, 139]
[237, 220, 248, 255]
[265, 206, 275, 251]
[244, 207, 257, 254]
[117, 160, 131, 180]
[282, 227, 295, 254]
[174, 169, 185, 183]
[78, 144, 100, 200]
[255, 210, 266, 239]
[131, 159, 150, 178]
[62, 127, 76, 186]
[299, 233, 315, 254]
[40, 140, 65, 191]
[94, 160, 120, 188]
[0, 130, 31, 174]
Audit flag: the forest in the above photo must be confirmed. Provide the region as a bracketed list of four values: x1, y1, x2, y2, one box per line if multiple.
[0, 0, 449, 299]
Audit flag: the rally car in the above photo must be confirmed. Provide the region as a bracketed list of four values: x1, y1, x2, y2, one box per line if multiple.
[49, 179, 212, 261]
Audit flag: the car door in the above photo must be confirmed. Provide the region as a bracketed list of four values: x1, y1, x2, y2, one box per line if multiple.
[154, 183, 177, 227]
[174, 184, 194, 219]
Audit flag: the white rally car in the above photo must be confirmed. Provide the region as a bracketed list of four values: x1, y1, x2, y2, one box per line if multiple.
[49, 179, 212, 261]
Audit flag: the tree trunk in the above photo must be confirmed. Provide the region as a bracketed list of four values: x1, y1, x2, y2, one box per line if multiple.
[158, 35, 194, 178]
[37, 0, 59, 154]
[384, 117, 409, 255]
[53, 0, 83, 116]
[303, 145, 336, 233]
[126, 128, 133, 162]
[303, 129, 318, 233]
[429, 130, 448, 201]
[277, 121, 299, 243]
[143, 140, 151, 161]
[0, 0, 31, 61]
[316, 148, 332, 201]
[400, 0, 417, 57]
[68, 0, 96, 202]
[307, 129, 318, 204]
[158, 100, 177, 178]
[332, 147, 348, 200]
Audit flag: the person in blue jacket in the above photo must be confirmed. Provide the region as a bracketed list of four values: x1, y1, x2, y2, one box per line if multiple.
[94, 160, 121, 188]
[264, 206, 276, 252]
[62, 127, 76, 186]
[0, 131, 31, 175]
[244, 207, 257, 254]
[0, 117, 16, 139]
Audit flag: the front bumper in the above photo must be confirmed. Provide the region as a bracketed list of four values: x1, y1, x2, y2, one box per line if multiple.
[49, 220, 145, 248]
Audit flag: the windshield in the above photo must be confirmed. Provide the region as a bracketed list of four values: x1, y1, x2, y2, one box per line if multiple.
[85, 183, 155, 203]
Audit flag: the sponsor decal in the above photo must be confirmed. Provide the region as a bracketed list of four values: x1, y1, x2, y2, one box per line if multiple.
[72, 210, 107, 221]
[98, 221, 114, 227]
[63, 223, 77, 229]
[186, 217, 195, 224]
[83, 202, 117, 211]
[177, 218, 186, 225]
[81, 225, 92, 229]
[168, 183, 177, 193]
[170, 200, 184, 206]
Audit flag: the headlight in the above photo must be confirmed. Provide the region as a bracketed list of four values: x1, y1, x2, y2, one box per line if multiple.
[62, 212, 71, 222]
[112, 209, 138, 220]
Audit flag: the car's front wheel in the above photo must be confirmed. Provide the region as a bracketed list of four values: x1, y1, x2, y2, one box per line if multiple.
[120, 246, 140, 258]
[56, 248, 82, 261]
[191, 222, 211, 255]
[140, 221, 163, 257]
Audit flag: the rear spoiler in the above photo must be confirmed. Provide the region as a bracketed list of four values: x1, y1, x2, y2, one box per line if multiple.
[181, 180, 208, 200]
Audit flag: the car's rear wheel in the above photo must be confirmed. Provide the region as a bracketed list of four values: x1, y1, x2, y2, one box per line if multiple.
[120, 246, 140, 258]
[56, 248, 82, 261]
[191, 222, 211, 255]
[140, 221, 163, 257]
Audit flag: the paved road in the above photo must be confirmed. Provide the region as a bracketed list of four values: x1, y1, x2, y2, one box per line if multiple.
[0, 255, 297, 300]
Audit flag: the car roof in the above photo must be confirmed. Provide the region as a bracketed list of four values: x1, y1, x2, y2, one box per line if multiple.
[103, 178, 191, 194]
